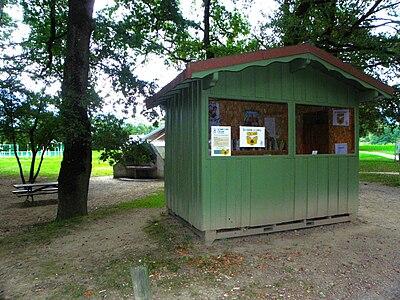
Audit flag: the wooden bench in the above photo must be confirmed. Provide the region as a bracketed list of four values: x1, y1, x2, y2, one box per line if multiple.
[12, 182, 58, 202]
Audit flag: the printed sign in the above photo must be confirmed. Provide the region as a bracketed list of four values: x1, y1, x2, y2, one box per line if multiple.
[335, 143, 348, 154]
[211, 126, 231, 156]
[239, 126, 265, 148]
[333, 109, 350, 126]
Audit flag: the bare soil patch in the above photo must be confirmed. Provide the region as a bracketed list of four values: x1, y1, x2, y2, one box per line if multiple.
[0, 176, 163, 237]
[0, 180, 399, 299]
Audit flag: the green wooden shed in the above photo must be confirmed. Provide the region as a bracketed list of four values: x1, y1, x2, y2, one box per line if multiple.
[146, 44, 394, 242]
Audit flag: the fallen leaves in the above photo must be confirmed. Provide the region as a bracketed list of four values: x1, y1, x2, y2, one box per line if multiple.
[83, 289, 94, 298]
[188, 252, 244, 275]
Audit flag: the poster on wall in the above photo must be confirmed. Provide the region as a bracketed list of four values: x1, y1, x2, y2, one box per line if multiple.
[211, 126, 231, 156]
[333, 109, 350, 126]
[239, 126, 265, 147]
[335, 143, 348, 154]
[209, 102, 221, 126]
[244, 110, 260, 126]
[264, 117, 276, 138]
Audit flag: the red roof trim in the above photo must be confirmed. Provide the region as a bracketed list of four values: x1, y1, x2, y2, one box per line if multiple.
[146, 44, 394, 107]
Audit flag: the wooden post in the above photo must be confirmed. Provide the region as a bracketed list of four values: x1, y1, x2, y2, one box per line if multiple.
[131, 265, 151, 300]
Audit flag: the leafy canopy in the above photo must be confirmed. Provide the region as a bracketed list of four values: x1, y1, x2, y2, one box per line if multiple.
[258, 0, 400, 134]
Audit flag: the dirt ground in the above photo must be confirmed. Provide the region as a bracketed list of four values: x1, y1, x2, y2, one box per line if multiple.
[0, 176, 164, 237]
[0, 179, 399, 299]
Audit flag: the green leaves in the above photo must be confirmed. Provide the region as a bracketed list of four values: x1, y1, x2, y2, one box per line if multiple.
[92, 114, 157, 166]
[261, 0, 400, 134]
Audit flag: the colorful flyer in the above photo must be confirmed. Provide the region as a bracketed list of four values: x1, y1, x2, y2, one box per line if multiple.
[333, 109, 350, 126]
[244, 110, 260, 126]
[211, 126, 231, 156]
[239, 126, 265, 148]
[208, 102, 221, 126]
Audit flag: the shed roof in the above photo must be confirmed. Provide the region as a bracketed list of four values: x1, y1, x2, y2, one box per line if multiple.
[146, 44, 394, 107]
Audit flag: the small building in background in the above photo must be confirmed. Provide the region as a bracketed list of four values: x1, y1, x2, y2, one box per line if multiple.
[141, 126, 165, 178]
[146, 44, 394, 242]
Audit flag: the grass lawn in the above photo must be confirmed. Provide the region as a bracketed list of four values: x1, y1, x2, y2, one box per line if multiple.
[359, 144, 396, 154]
[359, 151, 400, 187]
[1, 147, 398, 187]
[0, 151, 112, 180]
[359, 173, 399, 187]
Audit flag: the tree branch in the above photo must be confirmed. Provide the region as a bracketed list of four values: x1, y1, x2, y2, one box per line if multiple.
[343, 0, 384, 38]
[33, 141, 51, 182]
[44, 0, 57, 73]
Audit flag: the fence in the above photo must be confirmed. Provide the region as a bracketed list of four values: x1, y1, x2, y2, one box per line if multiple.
[0, 143, 64, 158]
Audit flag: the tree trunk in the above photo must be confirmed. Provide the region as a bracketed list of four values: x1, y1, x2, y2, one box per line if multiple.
[203, 0, 214, 59]
[12, 135, 26, 184]
[57, 0, 95, 220]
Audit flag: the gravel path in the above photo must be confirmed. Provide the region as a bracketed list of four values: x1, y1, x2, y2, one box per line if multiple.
[0, 176, 163, 237]
[0, 179, 399, 299]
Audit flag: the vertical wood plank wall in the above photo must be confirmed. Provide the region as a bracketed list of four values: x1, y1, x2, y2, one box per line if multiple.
[166, 63, 360, 232]
[165, 81, 203, 229]
[200, 63, 359, 231]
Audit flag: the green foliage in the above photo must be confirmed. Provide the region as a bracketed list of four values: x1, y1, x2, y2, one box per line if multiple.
[0, 78, 61, 183]
[2, 0, 188, 122]
[361, 126, 400, 145]
[92, 116, 157, 165]
[160, 0, 259, 62]
[260, 0, 400, 134]
[124, 123, 155, 135]
[92, 114, 130, 151]
[100, 140, 156, 166]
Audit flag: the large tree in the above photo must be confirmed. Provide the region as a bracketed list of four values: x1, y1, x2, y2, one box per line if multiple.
[56, 0, 95, 219]
[1, 0, 192, 218]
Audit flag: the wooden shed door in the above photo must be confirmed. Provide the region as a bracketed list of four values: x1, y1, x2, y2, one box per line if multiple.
[302, 111, 329, 154]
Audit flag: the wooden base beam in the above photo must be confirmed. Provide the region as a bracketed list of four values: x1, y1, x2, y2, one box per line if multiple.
[168, 209, 352, 244]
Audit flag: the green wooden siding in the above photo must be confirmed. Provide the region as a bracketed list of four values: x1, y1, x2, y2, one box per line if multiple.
[165, 80, 203, 229]
[166, 62, 360, 232]
[201, 63, 359, 231]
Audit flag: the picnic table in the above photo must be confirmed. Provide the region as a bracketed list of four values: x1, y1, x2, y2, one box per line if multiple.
[12, 181, 58, 202]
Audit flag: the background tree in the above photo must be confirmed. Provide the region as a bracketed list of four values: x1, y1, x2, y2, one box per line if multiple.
[92, 114, 130, 152]
[124, 123, 156, 136]
[162, 0, 259, 62]
[3, 0, 398, 219]
[258, 0, 400, 135]
[0, 78, 60, 184]
[1, 0, 187, 218]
